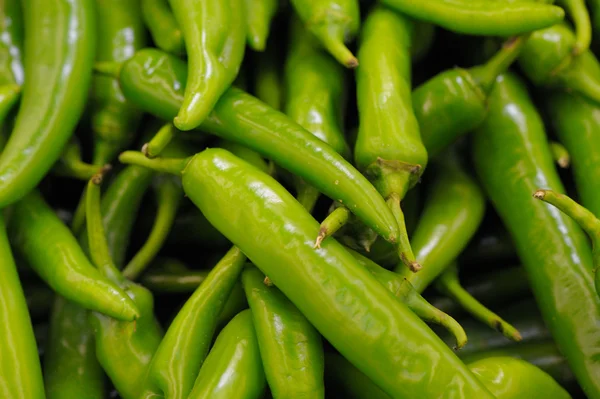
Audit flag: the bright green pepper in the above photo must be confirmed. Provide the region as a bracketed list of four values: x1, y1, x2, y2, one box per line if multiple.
[472, 72, 600, 398]
[141, 0, 185, 55]
[245, 0, 278, 51]
[188, 309, 267, 399]
[0, 215, 45, 399]
[0, 0, 96, 208]
[169, 0, 245, 131]
[242, 266, 324, 398]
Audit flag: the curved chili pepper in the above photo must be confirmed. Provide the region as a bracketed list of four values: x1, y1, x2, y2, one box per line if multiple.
[0, 215, 45, 399]
[90, 0, 147, 165]
[8, 190, 140, 320]
[139, 246, 246, 399]
[467, 357, 571, 398]
[379, 0, 564, 36]
[141, 0, 184, 55]
[188, 309, 267, 399]
[134, 147, 494, 397]
[242, 266, 324, 398]
[245, 0, 278, 51]
[0, 0, 23, 86]
[472, 72, 600, 398]
[169, 0, 245, 131]
[0, 0, 96, 208]
[289, 0, 359, 68]
[105, 48, 398, 243]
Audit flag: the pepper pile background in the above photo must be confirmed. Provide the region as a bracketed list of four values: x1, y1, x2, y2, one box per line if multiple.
[2, 0, 600, 398]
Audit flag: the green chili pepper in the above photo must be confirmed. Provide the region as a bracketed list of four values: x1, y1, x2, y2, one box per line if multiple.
[254, 41, 283, 110]
[130, 147, 494, 397]
[467, 357, 571, 398]
[549, 140, 571, 169]
[519, 23, 600, 105]
[188, 309, 267, 399]
[0, 0, 96, 208]
[413, 35, 527, 157]
[324, 353, 391, 399]
[0, 0, 23, 86]
[169, 0, 245, 131]
[141, 0, 185, 55]
[379, 0, 564, 36]
[44, 296, 105, 399]
[8, 190, 140, 321]
[139, 246, 246, 399]
[0, 215, 45, 399]
[545, 91, 600, 217]
[472, 72, 600, 398]
[112, 48, 399, 244]
[352, 7, 427, 272]
[242, 266, 325, 398]
[90, 0, 147, 165]
[245, 0, 278, 51]
[289, 0, 359, 68]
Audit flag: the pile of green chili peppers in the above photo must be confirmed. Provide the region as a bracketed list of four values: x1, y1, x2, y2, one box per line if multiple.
[4, 0, 600, 398]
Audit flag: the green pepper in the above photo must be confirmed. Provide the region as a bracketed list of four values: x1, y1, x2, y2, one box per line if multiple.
[472, 72, 600, 398]
[0, 0, 23, 86]
[141, 0, 185, 55]
[112, 48, 399, 245]
[379, 0, 564, 35]
[245, 0, 278, 51]
[289, 0, 359, 68]
[0, 215, 45, 399]
[90, 0, 147, 165]
[126, 147, 494, 397]
[242, 266, 325, 398]
[0, 0, 96, 208]
[467, 357, 571, 398]
[169, 0, 245, 131]
[188, 309, 267, 399]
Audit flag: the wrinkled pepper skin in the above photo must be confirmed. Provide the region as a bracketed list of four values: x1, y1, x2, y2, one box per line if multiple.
[0, 216, 45, 399]
[242, 267, 324, 399]
[188, 309, 266, 399]
[467, 357, 571, 399]
[179, 148, 494, 398]
[90, 0, 147, 165]
[472, 72, 600, 398]
[0, 0, 96, 207]
[0, 0, 24, 86]
[545, 91, 600, 218]
[117, 48, 399, 244]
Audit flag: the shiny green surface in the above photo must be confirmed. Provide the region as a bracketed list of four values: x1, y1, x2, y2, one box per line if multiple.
[380, 0, 564, 35]
[468, 357, 571, 398]
[188, 309, 266, 399]
[118, 49, 399, 243]
[8, 190, 139, 321]
[243, 267, 324, 398]
[182, 148, 494, 398]
[472, 72, 600, 398]
[169, 0, 245, 130]
[90, 0, 147, 165]
[0, 0, 96, 207]
[244, 0, 277, 51]
[141, 0, 184, 55]
[0, 0, 23, 86]
[0, 216, 45, 399]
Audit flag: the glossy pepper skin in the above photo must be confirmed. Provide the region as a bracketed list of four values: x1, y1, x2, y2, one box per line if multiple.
[188, 309, 266, 399]
[90, 0, 147, 165]
[0, 216, 45, 399]
[116, 48, 399, 244]
[0, 0, 23, 86]
[472, 72, 600, 398]
[169, 148, 494, 398]
[468, 357, 571, 399]
[169, 0, 245, 131]
[8, 190, 139, 321]
[245, 0, 277, 51]
[545, 91, 600, 218]
[0, 0, 96, 208]
[379, 0, 564, 36]
[242, 267, 325, 398]
[141, 0, 185, 55]
[290, 0, 359, 68]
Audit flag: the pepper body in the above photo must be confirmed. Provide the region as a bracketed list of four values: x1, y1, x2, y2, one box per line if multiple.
[180, 148, 494, 398]
[0, 0, 23, 86]
[245, 0, 277, 51]
[472, 72, 600, 398]
[0, 0, 96, 207]
[141, 0, 185, 55]
[118, 48, 399, 243]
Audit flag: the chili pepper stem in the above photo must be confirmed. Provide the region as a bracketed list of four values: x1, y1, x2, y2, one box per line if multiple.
[309, 23, 358, 69]
[559, 0, 592, 55]
[549, 141, 570, 168]
[315, 206, 350, 248]
[388, 193, 421, 272]
[557, 54, 600, 104]
[143, 123, 178, 158]
[119, 150, 191, 175]
[93, 61, 123, 79]
[435, 264, 522, 342]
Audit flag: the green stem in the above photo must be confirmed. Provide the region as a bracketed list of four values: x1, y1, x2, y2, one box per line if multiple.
[388, 193, 421, 272]
[315, 206, 351, 248]
[93, 61, 123, 79]
[118, 151, 191, 175]
[549, 141, 570, 168]
[310, 23, 358, 69]
[143, 123, 179, 158]
[558, 0, 592, 54]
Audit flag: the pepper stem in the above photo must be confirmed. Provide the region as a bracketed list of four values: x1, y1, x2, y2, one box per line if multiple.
[143, 123, 179, 159]
[388, 193, 421, 273]
[559, 0, 592, 55]
[93, 61, 123, 79]
[549, 141, 570, 169]
[315, 206, 351, 248]
[309, 22, 358, 69]
[119, 151, 191, 175]
[559, 51, 600, 105]
[435, 263, 523, 342]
